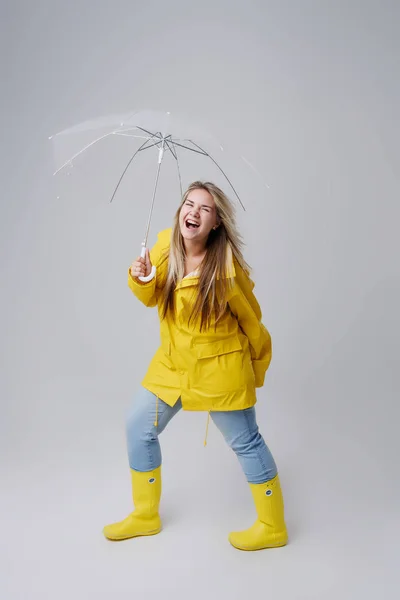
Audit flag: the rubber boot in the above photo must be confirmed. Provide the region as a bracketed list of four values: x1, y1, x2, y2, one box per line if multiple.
[103, 467, 162, 540]
[229, 474, 288, 551]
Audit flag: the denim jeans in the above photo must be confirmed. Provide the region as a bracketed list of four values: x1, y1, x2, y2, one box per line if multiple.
[126, 386, 278, 484]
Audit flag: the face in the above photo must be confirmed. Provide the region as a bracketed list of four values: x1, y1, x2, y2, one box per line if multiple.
[179, 188, 219, 243]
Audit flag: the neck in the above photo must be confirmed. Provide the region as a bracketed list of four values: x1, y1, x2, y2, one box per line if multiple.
[184, 238, 207, 258]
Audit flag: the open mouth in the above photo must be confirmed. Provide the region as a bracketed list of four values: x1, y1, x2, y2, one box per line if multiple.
[185, 219, 200, 230]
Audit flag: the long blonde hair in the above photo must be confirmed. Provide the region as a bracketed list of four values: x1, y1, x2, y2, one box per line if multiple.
[160, 181, 251, 331]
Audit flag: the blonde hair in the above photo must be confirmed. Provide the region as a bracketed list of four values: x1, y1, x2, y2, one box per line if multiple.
[160, 181, 251, 331]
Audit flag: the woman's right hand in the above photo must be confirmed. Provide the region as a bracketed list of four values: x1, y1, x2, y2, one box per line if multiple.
[130, 248, 152, 280]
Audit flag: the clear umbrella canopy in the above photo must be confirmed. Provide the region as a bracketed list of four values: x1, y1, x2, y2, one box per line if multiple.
[49, 108, 269, 266]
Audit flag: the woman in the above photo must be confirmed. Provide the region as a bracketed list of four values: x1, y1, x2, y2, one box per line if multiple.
[103, 181, 288, 551]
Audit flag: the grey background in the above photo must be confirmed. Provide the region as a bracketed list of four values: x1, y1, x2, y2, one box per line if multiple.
[1, 1, 399, 599]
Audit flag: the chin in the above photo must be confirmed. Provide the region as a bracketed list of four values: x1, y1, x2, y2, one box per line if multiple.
[182, 232, 197, 240]
[180, 224, 200, 238]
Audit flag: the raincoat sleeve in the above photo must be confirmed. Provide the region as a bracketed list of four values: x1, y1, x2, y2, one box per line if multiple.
[228, 262, 272, 388]
[127, 229, 170, 307]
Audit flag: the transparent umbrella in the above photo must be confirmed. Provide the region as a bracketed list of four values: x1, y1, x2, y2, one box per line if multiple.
[49, 109, 268, 281]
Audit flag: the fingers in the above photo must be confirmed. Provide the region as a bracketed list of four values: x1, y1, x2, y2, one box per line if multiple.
[130, 251, 153, 280]
[131, 265, 145, 278]
[130, 256, 147, 279]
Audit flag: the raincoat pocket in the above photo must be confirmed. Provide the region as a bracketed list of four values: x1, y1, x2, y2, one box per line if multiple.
[193, 336, 244, 392]
[154, 340, 175, 370]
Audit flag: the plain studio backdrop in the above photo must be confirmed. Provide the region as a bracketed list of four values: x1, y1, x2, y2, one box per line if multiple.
[1, 1, 399, 599]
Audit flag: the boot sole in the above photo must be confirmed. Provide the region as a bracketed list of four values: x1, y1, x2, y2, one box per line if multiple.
[229, 538, 288, 551]
[104, 527, 162, 541]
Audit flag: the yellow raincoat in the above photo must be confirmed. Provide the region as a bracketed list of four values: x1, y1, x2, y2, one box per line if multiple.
[128, 228, 272, 411]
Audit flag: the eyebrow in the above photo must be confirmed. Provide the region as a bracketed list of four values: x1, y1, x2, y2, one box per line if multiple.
[185, 199, 214, 209]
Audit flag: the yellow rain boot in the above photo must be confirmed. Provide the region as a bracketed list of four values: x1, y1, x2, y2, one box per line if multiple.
[103, 467, 162, 540]
[229, 474, 288, 551]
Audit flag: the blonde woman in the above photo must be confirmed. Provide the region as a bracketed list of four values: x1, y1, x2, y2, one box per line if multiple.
[103, 181, 288, 551]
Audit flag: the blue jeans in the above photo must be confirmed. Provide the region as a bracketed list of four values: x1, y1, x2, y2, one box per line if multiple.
[126, 386, 278, 484]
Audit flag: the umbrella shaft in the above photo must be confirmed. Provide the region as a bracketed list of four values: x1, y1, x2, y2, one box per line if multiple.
[143, 157, 162, 248]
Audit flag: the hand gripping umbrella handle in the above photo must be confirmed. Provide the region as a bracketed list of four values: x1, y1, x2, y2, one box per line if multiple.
[138, 245, 156, 282]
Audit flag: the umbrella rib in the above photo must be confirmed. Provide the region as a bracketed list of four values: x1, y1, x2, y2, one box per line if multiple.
[169, 140, 207, 155]
[52, 125, 154, 175]
[109, 125, 153, 137]
[138, 141, 163, 152]
[138, 140, 172, 152]
[135, 126, 162, 139]
[164, 139, 177, 160]
[109, 134, 159, 203]
[115, 125, 164, 140]
[186, 140, 246, 211]
[52, 130, 119, 175]
[114, 133, 152, 140]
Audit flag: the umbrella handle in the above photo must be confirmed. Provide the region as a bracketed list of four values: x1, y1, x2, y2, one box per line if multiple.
[138, 245, 156, 282]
